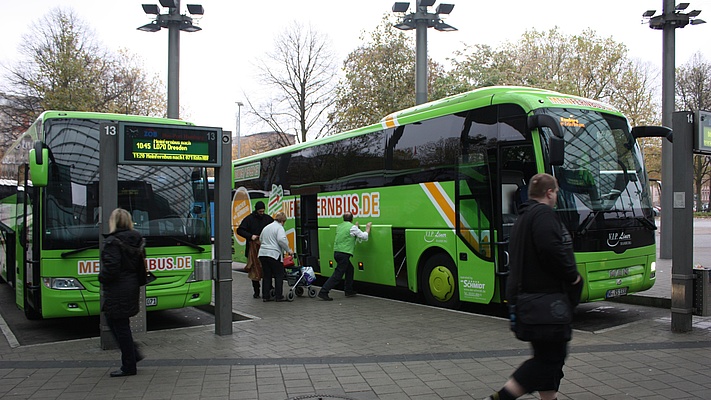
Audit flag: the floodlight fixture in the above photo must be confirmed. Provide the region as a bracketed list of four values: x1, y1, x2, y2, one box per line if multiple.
[688, 9, 701, 17]
[394, 20, 416, 30]
[642, 10, 656, 18]
[137, 22, 162, 32]
[434, 21, 457, 31]
[159, 0, 176, 8]
[417, 0, 436, 7]
[180, 23, 202, 32]
[436, 3, 455, 14]
[675, 2, 690, 11]
[142, 4, 160, 14]
[691, 18, 706, 25]
[187, 4, 204, 15]
[393, 2, 410, 13]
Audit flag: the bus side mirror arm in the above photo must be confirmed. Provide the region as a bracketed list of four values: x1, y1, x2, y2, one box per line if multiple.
[528, 115, 565, 166]
[631, 126, 673, 143]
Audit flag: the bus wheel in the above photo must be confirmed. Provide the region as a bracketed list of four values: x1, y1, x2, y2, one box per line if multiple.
[24, 303, 41, 320]
[421, 253, 459, 309]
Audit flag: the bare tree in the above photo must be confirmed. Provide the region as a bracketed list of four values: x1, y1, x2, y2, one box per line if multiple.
[250, 22, 337, 145]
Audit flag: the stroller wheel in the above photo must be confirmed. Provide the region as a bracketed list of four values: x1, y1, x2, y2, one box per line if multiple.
[287, 290, 295, 302]
[270, 288, 276, 298]
[295, 286, 304, 297]
[308, 287, 318, 298]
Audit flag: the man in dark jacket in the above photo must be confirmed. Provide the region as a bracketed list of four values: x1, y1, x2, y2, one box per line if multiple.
[99, 208, 146, 377]
[236, 201, 273, 298]
[486, 173, 582, 400]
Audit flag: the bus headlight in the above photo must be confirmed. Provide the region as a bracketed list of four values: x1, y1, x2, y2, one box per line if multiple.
[43, 277, 85, 290]
[651, 261, 656, 272]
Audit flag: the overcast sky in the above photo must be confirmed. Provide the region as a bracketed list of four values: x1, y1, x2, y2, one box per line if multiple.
[2, 1, 709, 136]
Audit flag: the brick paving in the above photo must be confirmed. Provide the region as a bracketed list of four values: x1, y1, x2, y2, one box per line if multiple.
[0, 223, 710, 399]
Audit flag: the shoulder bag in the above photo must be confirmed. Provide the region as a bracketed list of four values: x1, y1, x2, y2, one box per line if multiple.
[512, 291, 572, 342]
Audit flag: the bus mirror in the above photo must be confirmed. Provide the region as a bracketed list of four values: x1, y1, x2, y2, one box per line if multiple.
[29, 146, 49, 187]
[529, 114, 565, 166]
[528, 114, 563, 138]
[548, 136, 565, 166]
[631, 125, 672, 143]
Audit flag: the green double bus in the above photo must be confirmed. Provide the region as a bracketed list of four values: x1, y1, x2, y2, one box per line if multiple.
[231, 86, 668, 308]
[0, 111, 213, 319]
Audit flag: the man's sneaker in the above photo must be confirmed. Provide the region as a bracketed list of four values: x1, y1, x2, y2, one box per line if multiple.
[318, 292, 333, 301]
[345, 291, 358, 297]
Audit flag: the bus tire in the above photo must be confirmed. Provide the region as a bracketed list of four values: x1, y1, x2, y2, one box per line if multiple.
[420, 253, 460, 309]
[24, 303, 41, 320]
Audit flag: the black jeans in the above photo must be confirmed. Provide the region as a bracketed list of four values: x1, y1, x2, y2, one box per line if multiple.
[320, 251, 354, 294]
[511, 340, 568, 393]
[259, 256, 284, 299]
[107, 317, 138, 373]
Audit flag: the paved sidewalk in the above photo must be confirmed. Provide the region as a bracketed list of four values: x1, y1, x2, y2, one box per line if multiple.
[0, 221, 710, 399]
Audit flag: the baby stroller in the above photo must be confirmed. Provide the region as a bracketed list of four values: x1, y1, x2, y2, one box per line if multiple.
[284, 254, 318, 301]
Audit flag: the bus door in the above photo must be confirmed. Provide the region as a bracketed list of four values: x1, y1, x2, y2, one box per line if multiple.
[19, 164, 41, 319]
[495, 144, 536, 300]
[297, 194, 319, 272]
[455, 142, 496, 305]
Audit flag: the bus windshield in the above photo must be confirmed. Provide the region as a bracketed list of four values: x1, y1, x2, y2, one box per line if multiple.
[542, 108, 654, 232]
[42, 118, 211, 250]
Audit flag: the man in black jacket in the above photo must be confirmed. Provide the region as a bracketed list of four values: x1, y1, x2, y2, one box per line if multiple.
[236, 201, 273, 298]
[486, 173, 582, 400]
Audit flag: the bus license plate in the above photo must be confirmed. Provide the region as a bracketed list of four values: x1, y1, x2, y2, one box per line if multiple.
[146, 297, 158, 307]
[606, 287, 628, 298]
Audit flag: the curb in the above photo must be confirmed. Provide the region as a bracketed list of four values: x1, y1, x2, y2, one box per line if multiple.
[609, 294, 671, 309]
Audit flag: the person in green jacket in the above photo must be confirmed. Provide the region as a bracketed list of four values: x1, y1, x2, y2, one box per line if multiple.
[318, 212, 371, 301]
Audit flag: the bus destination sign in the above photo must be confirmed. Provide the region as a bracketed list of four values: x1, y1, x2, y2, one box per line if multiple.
[119, 122, 222, 167]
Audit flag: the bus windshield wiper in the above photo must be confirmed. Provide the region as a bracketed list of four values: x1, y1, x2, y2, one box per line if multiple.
[636, 217, 657, 231]
[165, 236, 207, 252]
[577, 209, 633, 236]
[61, 243, 99, 258]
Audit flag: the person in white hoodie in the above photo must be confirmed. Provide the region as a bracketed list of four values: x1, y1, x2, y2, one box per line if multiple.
[257, 212, 292, 302]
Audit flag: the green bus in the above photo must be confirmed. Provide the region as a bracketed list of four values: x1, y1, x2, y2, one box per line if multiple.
[230, 86, 669, 308]
[0, 111, 213, 319]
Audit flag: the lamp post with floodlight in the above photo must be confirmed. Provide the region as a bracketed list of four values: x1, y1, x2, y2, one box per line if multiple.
[392, 1, 456, 105]
[138, 0, 204, 119]
[643, 1, 705, 333]
[642, 1, 704, 260]
[236, 101, 243, 158]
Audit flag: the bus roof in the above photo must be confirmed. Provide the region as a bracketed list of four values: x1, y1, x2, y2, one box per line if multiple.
[233, 86, 624, 165]
[381, 86, 622, 128]
[39, 110, 194, 126]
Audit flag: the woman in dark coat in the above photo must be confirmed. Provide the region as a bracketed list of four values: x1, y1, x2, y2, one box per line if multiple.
[99, 208, 146, 377]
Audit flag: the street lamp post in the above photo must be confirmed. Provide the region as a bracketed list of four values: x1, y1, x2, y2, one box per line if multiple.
[236, 101, 244, 158]
[138, 0, 204, 119]
[392, 1, 456, 105]
[643, 2, 705, 260]
[643, 2, 705, 333]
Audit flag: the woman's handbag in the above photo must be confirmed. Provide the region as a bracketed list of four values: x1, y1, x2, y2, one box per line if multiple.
[512, 292, 572, 342]
[282, 254, 295, 268]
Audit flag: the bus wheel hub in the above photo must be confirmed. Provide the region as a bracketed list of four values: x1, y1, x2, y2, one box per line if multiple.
[429, 266, 454, 302]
